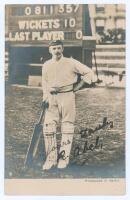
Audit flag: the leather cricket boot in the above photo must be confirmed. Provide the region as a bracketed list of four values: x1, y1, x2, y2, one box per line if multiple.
[42, 133, 57, 170]
[57, 134, 73, 169]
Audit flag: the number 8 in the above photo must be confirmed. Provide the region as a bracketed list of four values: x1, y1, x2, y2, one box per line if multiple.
[35, 6, 41, 15]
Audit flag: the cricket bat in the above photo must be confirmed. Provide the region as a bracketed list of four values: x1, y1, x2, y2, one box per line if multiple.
[24, 102, 48, 167]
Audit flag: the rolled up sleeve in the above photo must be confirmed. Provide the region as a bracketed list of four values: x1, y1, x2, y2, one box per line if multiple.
[73, 59, 97, 84]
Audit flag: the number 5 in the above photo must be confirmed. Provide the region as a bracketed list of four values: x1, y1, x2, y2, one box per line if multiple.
[66, 5, 73, 13]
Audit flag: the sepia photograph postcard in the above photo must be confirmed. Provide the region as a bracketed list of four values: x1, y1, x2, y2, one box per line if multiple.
[4, 1, 126, 196]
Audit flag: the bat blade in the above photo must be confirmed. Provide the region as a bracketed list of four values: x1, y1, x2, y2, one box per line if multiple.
[24, 123, 43, 167]
[24, 103, 48, 168]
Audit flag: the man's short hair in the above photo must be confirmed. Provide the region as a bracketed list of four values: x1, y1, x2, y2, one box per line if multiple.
[49, 40, 63, 47]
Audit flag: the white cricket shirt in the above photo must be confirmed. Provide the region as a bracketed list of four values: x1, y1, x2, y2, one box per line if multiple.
[42, 56, 95, 95]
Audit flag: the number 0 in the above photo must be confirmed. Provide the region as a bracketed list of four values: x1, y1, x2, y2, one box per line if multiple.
[25, 7, 31, 15]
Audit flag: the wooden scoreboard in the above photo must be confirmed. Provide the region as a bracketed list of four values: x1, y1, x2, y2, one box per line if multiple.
[5, 4, 96, 85]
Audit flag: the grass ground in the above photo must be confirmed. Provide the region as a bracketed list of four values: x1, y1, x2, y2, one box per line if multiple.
[5, 84, 125, 178]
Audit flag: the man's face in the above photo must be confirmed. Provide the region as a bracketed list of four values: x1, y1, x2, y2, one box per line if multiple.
[49, 44, 64, 59]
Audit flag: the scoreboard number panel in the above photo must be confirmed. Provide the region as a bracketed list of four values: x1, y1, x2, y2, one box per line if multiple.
[24, 5, 80, 16]
[6, 5, 84, 42]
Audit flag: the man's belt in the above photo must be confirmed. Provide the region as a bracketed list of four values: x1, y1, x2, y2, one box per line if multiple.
[50, 84, 74, 94]
[50, 79, 103, 95]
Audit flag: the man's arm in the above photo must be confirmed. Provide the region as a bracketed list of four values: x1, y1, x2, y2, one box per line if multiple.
[73, 79, 86, 92]
[72, 58, 97, 91]
[42, 66, 49, 103]
[42, 65, 60, 97]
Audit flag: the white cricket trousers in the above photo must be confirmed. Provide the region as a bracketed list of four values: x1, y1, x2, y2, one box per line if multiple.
[43, 92, 75, 134]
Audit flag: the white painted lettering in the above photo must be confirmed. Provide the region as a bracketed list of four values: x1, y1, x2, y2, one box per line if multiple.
[76, 30, 83, 39]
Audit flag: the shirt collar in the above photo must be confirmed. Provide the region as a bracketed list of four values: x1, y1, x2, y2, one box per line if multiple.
[51, 55, 64, 62]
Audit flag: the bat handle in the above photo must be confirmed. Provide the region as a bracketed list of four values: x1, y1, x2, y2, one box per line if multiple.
[38, 102, 49, 125]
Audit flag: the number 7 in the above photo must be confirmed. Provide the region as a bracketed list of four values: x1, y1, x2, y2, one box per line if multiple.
[74, 4, 79, 12]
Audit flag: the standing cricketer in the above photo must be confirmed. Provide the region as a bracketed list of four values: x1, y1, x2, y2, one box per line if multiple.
[42, 40, 96, 170]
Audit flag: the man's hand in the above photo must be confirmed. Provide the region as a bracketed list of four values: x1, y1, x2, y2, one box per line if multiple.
[42, 95, 49, 103]
[42, 95, 49, 108]
[49, 87, 59, 94]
